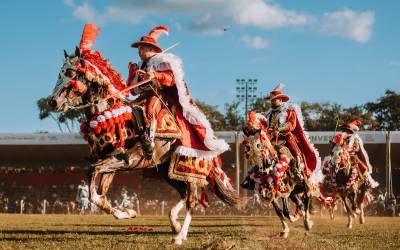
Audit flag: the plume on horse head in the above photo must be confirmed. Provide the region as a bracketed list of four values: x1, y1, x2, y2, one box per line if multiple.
[77, 23, 127, 92]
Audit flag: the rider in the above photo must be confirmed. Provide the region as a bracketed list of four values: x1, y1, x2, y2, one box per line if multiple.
[127, 25, 229, 160]
[241, 84, 320, 189]
[339, 120, 379, 188]
[261, 83, 319, 182]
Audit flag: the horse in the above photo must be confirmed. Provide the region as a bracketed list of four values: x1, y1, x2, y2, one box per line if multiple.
[48, 46, 238, 245]
[319, 133, 372, 228]
[242, 113, 314, 238]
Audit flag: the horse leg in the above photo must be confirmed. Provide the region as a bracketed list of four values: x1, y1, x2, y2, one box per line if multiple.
[329, 204, 335, 220]
[88, 168, 127, 219]
[282, 197, 297, 223]
[358, 187, 367, 224]
[158, 162, 187, 234]
[289, 186, 305, 221]
[100, 172, 137, 219]
[272, 200, 289, 238]
[303, 191, 313, 231]
[173, 182, 197, 245]
[342, 196, 354, 229]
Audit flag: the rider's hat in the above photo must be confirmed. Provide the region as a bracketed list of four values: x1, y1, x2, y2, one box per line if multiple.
[265, 83, 290, 102]
[340, 119, 362, 133]
[131, 25, 169, 53]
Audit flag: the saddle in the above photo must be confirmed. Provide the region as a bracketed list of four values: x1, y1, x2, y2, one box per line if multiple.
[132, 106, 181, 139]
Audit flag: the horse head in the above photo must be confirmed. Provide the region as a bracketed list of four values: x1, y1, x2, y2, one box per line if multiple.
[243, 111, 277, 172]
[330, 133, 351, 175]
[49, 46, 127, 115]
[49, 47, 89, 112]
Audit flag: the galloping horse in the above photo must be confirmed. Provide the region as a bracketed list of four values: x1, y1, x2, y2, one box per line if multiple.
[242, 112, 314, 238]
[319, 133, 371, 228]
[48, 41, 238, 244]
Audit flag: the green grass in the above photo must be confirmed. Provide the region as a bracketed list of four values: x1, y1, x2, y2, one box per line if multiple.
[0, 214, 399, 249]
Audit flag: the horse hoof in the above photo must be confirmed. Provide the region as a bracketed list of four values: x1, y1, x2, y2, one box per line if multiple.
[347, 224, 352, 229]
[279, 231, 289, 238]
[289, 214, 300, 223]
[172, 237, 183, 245]
[125, 209, 137, 218]
[113, 210, 130, 220]
[359, 217, 365, 224]
[304, 220, 313, 231]
[171, 225, 182, 234]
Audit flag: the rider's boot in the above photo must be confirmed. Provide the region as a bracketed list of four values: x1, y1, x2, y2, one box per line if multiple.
[140, 128, 154, 160]
[293, 157, 304, 183]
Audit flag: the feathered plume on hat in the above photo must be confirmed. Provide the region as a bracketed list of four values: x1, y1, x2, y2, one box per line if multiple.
[340, 119, 362, 133]
[131, 25, 169, 53]
[265, 83, 290, 102]
[79, 23, 101, 51]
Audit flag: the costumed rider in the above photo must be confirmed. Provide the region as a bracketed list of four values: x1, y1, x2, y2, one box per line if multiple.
[339, 120, 379, 188]
[127, 25, 229, 161]
[241, 83, 320, 189]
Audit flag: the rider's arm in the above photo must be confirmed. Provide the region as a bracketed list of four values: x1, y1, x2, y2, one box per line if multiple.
[152, 70, 175, 87]
[278, 109, 296, 133]
[350, 138, 361, 153]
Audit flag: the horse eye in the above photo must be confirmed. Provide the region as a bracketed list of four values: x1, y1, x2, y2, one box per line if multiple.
[65, 69, 76, 78]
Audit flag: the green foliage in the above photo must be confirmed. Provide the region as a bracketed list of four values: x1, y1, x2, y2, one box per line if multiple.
[365, 89, 400, 130]
[195, 100, 226, 131]
[224, 101, 243, 131]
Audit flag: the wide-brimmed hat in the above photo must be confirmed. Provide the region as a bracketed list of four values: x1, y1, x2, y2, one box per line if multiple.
[131, 25, 169, 53]
[340, 119, 362, 133]
[265, 83, 290, 102]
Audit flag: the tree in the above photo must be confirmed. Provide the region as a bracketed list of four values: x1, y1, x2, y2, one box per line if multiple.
[252, 97, 271, 113]
[365, 89, 400, 131]
[195, 100, 226, 131]
[224, 101, 243, 131]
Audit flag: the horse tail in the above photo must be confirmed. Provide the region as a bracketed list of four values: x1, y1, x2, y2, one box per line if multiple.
[207, 167, 239, 206]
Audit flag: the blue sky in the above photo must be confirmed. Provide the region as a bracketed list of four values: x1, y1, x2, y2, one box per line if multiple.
[0, 0, 399, 132]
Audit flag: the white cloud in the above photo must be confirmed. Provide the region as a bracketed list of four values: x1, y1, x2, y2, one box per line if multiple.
[63, 0, 75, 7]
[63, 1, 375, 44]
[232, 0, 310, 29]
[389, 60, 400, 66]
[241, 35, 269, 49]
[64, 0, 311, 33]
[71, 2, 105, 25]
[320, 9, 374, 43]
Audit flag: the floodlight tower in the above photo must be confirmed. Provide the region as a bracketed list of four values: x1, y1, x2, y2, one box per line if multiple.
[235, 79, 258, 118]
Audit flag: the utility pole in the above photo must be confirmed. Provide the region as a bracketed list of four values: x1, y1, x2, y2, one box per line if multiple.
[236, 79, 257, 198]
[236, 79, 258, 119]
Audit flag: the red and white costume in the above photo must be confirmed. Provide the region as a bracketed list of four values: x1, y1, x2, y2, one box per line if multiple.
[263, 102, 321, 179]
[127, 26, 229, 160]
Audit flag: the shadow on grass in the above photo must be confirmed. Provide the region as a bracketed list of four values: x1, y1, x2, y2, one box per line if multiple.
[0, 229, 201, 236]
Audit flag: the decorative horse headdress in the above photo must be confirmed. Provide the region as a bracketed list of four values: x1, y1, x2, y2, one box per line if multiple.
[77, 23, 126, 92]
[131, 25, 169, 53]
[340, 119, 362, 133]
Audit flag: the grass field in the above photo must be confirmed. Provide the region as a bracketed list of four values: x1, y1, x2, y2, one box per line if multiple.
[0, 214, 399, 249]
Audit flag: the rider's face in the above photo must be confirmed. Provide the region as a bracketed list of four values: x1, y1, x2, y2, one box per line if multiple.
[138, 45, 156, 61]
[271, 98, 282, 107]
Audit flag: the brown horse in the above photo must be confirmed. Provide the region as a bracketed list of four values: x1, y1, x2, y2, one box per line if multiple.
[48, 46, 238, 245]
[242, 114, 314, 238]
[319, 134, 372, 228]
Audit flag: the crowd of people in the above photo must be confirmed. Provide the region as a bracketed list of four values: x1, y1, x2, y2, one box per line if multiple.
[1, 180, 399, 216]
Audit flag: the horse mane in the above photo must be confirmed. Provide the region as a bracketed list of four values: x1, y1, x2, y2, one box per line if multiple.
[80, 49, 127, 92]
